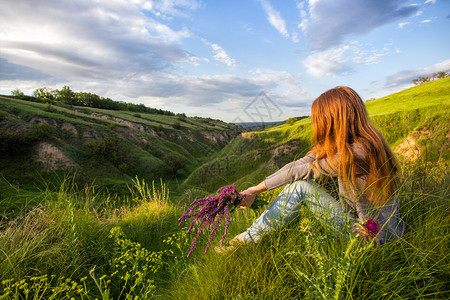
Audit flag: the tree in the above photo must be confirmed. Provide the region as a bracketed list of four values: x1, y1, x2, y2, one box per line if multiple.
[11, 89, 24, 97]
[33, 87, 55, 100]
[412, 71, 449, 85]
[176, 113, 187, 122]
[56, 85, 76, 105]
[436, 71, 448, 79]
[412, 76, 431, 86]
[76, 92, 101, 107]
[163, 153, 187, 176]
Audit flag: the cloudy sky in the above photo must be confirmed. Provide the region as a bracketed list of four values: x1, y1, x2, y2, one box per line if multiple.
[1, 0, 449, 122]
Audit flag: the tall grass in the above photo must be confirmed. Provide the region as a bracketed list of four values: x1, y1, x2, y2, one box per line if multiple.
[164, 158, 449, 299]
[0, 177, 184, 299]
[0, 158, 448, 299]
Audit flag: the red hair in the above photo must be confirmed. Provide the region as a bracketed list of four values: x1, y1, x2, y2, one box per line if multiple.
[309, 86, 399, 204]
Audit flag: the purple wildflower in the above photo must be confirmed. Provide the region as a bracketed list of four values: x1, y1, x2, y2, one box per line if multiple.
[178, 184, 246, 257]
[354, 217, 380, 241]
[364, 218, 380, 236]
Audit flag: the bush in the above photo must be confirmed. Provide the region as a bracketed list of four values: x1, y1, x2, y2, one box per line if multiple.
[82, 137, 118, 163]
[286, 117, 298, 125]
[43, 102, 57, 113]
[28, 123, 56, 141]
[176, 113, 187, 122]
[11, 89, 24, 97]
[162, 153, 188, 176]
[172, 121, 181, 129]
[0, 130, 30, 154]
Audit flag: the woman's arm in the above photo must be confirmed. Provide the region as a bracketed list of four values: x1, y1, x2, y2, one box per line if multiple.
[239, 181, 267, 208]
[239, 151, 335, 208]
[264, 153, 318, 191]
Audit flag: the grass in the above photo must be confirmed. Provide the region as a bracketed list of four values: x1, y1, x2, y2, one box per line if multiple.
[365, 77, 450, 116]
[166, 157, 450, 299]
[1, 157, 448, 299]
[0, 177, 184, 299]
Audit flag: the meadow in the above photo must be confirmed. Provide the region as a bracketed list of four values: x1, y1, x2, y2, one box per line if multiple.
[0, 78, 449, 299]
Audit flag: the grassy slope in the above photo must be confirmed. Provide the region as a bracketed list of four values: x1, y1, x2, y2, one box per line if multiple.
[365, 77, 450, 115]
[0, 97, 242, 215]
[182, 78, 450, 193]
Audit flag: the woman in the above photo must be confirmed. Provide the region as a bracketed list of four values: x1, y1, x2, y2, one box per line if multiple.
[217, 86, 404, 252]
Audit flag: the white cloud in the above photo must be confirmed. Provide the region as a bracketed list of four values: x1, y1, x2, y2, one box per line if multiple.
[133, 0, 201, 17]
[201, 39, 236, 67]
[303, 42, 391, 76]
[425, 0, 436, 4]
[0, 0, 194, 83]
[131, 70, 308, 119]
[303, 46, 351, 77]
[291, 32, 300, 43]
[297, 1, 309, 30]
[300, 0, 419, 50]
[249, 69, 307, 105]
[398, 22, 410, 28]
[421, 19, 432, 23]
[258, 0, 290, 38]
[210, 44, 236, 67]
[186, 55, 209, 66]
[145, 18, 192, 41]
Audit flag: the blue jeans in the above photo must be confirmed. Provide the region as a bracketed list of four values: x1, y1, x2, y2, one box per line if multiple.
[242, 180, 349, 243]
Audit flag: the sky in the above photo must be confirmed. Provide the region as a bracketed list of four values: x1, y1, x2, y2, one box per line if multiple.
[1, 0, 449, 123]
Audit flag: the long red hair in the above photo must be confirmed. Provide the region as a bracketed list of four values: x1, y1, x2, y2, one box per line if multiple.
[309, 86, 399, 204]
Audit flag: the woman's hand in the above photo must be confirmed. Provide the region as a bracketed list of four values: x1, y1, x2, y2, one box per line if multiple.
[239, 188, 257, 208]
[239, 181, 267, 208]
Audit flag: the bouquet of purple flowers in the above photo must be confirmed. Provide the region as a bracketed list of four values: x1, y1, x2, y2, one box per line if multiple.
[178, 184, 246, 257]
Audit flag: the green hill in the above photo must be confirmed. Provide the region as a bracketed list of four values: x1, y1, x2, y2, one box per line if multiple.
[182, 78, 450, 192]
[0, 96, 243, 213]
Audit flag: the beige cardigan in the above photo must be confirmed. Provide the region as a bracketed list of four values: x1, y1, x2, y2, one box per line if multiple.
[264, 145, 405, 244]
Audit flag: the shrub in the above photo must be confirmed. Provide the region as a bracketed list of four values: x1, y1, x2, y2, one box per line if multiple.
[11, 89, 24, 97]
[162, 153, 188, 176]
[28, 123, 56, 141]
[82, 137, 118, 163]
[286, 117, 298, 126]
[176, 113, 187, 122]
[43, 102, 57, 113]
[0, 130, 30, 154]
[172, 121, 181, 129]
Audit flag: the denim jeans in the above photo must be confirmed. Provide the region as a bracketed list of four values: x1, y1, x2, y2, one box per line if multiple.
[242, 180, 349, 243]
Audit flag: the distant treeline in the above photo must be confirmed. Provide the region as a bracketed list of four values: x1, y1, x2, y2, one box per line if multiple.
[9, 86, 175, 116]
[412, 71, 449, 86]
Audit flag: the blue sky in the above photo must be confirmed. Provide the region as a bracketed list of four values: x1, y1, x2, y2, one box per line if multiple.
[1, 0, 449, 122]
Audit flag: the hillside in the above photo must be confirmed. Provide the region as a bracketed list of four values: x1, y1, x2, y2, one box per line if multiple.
[1, 79, 448, 205]
[0, 96, 243, 211]
[182, 78, 450, 192]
